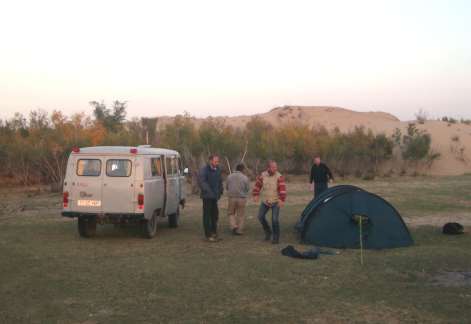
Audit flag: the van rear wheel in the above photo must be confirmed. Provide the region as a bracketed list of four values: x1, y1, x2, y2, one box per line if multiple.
[142, 211, 158, 238]
[168, 207, 180, 228]
[78, 216, 97, 238]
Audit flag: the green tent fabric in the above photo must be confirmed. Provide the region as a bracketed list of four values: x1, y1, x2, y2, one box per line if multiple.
[296, 185, 413, 249]
[295, 185, 363, 231]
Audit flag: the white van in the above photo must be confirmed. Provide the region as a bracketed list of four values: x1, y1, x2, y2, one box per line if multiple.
[61, 145, 186, 238]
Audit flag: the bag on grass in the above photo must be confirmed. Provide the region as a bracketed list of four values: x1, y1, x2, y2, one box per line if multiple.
[281, 245, 320, 259]
[442, 222, 464, 235]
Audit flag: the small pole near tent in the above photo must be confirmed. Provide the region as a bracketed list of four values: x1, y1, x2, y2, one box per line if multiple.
[353, 214, 368, 265]
[359, 216, 364, 266]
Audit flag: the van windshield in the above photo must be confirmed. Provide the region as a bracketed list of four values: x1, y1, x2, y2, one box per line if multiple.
[106, 159, 132, 177]
[77, 159, 102, 176]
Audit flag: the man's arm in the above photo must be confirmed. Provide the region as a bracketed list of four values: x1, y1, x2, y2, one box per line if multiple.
[197, 167, 214, 196]
[252, 175, 263, 201]
[219, 172, 224, 196]
[277, 176, 287, 204]
[242, 176, 250, 195]
[309, 165, 314, 184]
[325, 164, 334, 181]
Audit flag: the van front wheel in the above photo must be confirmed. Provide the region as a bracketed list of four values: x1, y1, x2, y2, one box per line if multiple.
[78, 216, 97, 238]
[142, 211, 158, 238]
[168, 207, 180, 228]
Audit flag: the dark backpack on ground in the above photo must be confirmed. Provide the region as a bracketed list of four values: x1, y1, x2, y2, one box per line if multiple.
[281, 245, 320, 259]
[442, 222, 464, 235]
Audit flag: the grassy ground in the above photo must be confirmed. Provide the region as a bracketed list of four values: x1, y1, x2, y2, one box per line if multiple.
[1, 176, 471, 323]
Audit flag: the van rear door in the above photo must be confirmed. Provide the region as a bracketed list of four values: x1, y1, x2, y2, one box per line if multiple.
[177, 156, 186, 202]
[72, 157, 103, 213]
[102, 157, 135, 213]
[164, 155, 179, 215]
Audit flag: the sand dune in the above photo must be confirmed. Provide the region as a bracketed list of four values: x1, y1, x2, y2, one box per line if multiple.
[157, 106, 471, 175]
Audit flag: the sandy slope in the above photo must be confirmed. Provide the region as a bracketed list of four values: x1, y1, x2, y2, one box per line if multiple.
[157, 106, 471, 175]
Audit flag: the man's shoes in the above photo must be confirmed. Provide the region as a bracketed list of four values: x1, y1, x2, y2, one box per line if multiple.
[272, 238, 279, 244]
[232, 228, 242, 236]
[207, 234, 221, 242]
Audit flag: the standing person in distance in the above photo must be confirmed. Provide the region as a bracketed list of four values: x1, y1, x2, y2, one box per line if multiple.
[226, 163, 250, 235]
[198, 155, 224, 242]
[252, 160, 287, 244]
[309, 155, 334, 198]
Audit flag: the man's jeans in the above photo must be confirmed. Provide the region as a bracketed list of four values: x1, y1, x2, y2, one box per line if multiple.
[202, 198, 219, 238]
[257, 202, 280, 240]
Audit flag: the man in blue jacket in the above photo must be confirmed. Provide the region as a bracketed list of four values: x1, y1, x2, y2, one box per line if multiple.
[198, 155, 224, 242]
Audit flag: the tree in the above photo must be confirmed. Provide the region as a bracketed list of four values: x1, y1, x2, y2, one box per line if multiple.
[401, 123, 434, 162]
[90, 100, 127, 132]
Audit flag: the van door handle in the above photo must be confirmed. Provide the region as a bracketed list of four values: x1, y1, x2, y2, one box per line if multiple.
[103, 183, 107, 186]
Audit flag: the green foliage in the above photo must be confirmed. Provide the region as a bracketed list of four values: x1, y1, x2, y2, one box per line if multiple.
[442, 116, 457, 124]
[1, 107, 440, 186]
[392, 128, 402, 145]
[90, 100, 127, 132]
[0, 105, 135, 186]
[401, 123, 433, 161]
[245, 117, 273, 161]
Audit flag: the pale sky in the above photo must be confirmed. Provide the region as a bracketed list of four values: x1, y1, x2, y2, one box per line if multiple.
[1, 0, 470, 121]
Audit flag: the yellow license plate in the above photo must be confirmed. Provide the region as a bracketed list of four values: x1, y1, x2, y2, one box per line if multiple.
[77, 200, 101, 207]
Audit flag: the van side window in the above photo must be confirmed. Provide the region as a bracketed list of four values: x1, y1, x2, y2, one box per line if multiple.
[166, 157, 175, 176]
[77, 159, 101, 176]
[177, 157, 183, 175]
[106, 159, 132, 177]
[151, 158, 163, 177]
[173, 157, 180, 175]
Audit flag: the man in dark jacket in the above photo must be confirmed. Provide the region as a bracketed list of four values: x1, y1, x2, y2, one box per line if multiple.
[309, 155, 334, 198]
[198, 155, 224, 242]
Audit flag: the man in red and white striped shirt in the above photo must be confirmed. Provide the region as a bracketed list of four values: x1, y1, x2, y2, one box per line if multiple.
[252, 160, 287, 244]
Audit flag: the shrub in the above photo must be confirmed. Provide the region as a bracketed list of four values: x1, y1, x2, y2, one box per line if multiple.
[0, 108, 421, 185]
[400, 123, 433, 161]
[415, 109, 429, 124]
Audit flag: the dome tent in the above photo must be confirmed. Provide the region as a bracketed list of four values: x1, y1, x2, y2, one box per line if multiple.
[296, 185, 413, 249]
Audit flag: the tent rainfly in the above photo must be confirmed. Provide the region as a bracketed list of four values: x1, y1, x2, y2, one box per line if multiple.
[295, 185, 413, 249]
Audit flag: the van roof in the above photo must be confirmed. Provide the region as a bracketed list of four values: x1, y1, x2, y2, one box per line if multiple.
[76, 146, 180, 156]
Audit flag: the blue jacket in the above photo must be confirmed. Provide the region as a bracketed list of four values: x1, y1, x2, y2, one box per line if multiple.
[198, 164, 223, 200]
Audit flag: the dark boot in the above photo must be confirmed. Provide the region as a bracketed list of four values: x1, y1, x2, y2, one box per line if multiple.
[272, 223, 280, 244]
[260, 218, 271, 241]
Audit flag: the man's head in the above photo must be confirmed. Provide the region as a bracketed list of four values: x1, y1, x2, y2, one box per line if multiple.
[314, 155, 321, 166]
[267, 160, 278, 175]
[208, 155, 219, 169]
[235, 163, 245, 172]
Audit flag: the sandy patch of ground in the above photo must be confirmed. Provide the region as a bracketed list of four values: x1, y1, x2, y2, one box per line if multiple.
[404, 213, 471, 227]
[431, 271, 471, 287]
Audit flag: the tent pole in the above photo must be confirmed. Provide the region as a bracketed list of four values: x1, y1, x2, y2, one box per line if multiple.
[359, 217, 364, 266]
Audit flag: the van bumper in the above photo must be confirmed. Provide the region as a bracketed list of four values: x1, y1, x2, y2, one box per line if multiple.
[62, 211, 145, 223]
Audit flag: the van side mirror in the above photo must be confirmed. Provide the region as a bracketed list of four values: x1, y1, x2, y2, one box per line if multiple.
[183, 167, 189, 175]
